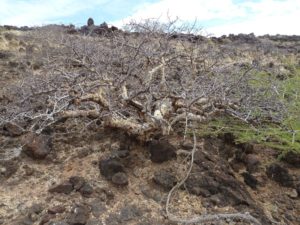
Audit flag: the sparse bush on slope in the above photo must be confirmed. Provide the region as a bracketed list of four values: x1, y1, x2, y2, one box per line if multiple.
[1, 19, 299, 224]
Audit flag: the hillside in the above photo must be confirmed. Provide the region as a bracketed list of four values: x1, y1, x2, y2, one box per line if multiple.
[0, 22, 299, 225]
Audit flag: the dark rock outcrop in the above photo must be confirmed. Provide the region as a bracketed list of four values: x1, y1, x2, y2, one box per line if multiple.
[282, 151, 300, 168]
[242, 172, 258, 189]
[66, 205, 90, 225]
[153, 170, 177, 191]
[22, 133, 52, 159]
[99, 158, 125, 180]
[69, 176, 85, 191]
[48, 181, 74, 194]
[147, 140, 176, 163]
[87, 18, 94, 27]
[266, 163, 294, 187]
[2, 122, 24, 137]
[111, 172, 128, 186]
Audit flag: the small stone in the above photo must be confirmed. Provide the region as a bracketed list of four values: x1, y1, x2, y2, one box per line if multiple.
[79, 183, 93, 197]
[94, 187, 114, 202]
[0, 161, 18, 178]
[119, 204, 143, 222]
[0, 167, 6, 174]
[22, 133, 52, 159]
[28, 203, 43, 215]
[242, 172, 258, 189]
[180, 141, 193, 150]
[89, 200, 107, 217]
[39, 214, 55, 225]
[287, 189, 298, 199]
[244, 154, 260, 173]
[266, 163, 294, 187]
[238, 143, 254, 153]
[110, 142, 120, 151]
[223, 133, 235, 145]
[140, 185, 163, 202]
[111, 172, 128, 186]
[147, 140, 176, 163]
[48, 181, 74, 194]
[283, 151, 300, 168]
[2, 122, 24, 137]
[69, 176, 85, 190]
[153, 170, 177, 191]
[19, 216, 34, 225]
[48, 205, 66, 214]
[67, 205, 90, 225]
[112, 150, 129, 159]
[23, 165, 34, 176]
[99, 158, 125, 180]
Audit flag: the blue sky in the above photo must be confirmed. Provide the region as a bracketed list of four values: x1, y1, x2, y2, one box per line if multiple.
[0, 0, 299, 36]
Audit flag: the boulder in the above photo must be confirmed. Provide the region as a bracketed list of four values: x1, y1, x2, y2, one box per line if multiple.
[22, 133, 52, 159]
[266, 163, 294, 187]
[147, 140, 176, 163]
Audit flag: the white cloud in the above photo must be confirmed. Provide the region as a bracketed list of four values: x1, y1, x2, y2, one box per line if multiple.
[114, 0, 300, 36]
[113, 0, 246, 26]
[1, 0, 299, 35]
[0, 0, 108, 26]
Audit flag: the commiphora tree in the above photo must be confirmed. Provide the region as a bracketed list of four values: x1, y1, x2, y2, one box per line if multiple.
[0, 19, 284, 224]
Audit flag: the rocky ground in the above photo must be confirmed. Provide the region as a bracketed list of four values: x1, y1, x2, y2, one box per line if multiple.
[0, 26, 300, 225]
[0, 122, 300, 225]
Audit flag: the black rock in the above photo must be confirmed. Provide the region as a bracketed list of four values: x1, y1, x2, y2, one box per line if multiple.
[282, 151, 300, 168]
[111, 172, 128, 186]
[69, 176, 85, 190]
[112, 150, 130, 159]
[40, 214, 55, 225]
[67, 205, 90, 225]
[48, 205, 66, 214]
[22, 133, 52, 159]
[99, 158, 125, 180]
[237, 143, 254, 154]
[99, 22, 108, 29]
[266, 163, 294, 187]
[87, 18, 94, 27]
[48, 181, 74, 194]
[89, 199, 107, 217]
[223, 132, 235, 145]
[242, 172, 258, 189]
[111, 26, 118, 32]
[244, 154, 261, 173]
[28, 203, 43, 215]
[147, 140, 176, 163]
[153, 170, 177, 191]
[19, 216, 34, 225]
[2, 122, 24, 137]
[0, 161, 18, 179]
[79, 183, 94, 197]
[119, 204, 143, 222]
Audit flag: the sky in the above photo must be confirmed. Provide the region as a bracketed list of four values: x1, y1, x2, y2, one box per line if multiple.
[0, 0, 299, 36]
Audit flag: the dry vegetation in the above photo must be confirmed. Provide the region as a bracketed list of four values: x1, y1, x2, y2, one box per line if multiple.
[0, 19, 300, 225]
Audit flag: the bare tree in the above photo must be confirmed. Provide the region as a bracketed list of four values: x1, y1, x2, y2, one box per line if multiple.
[0, 19, 285, 224]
